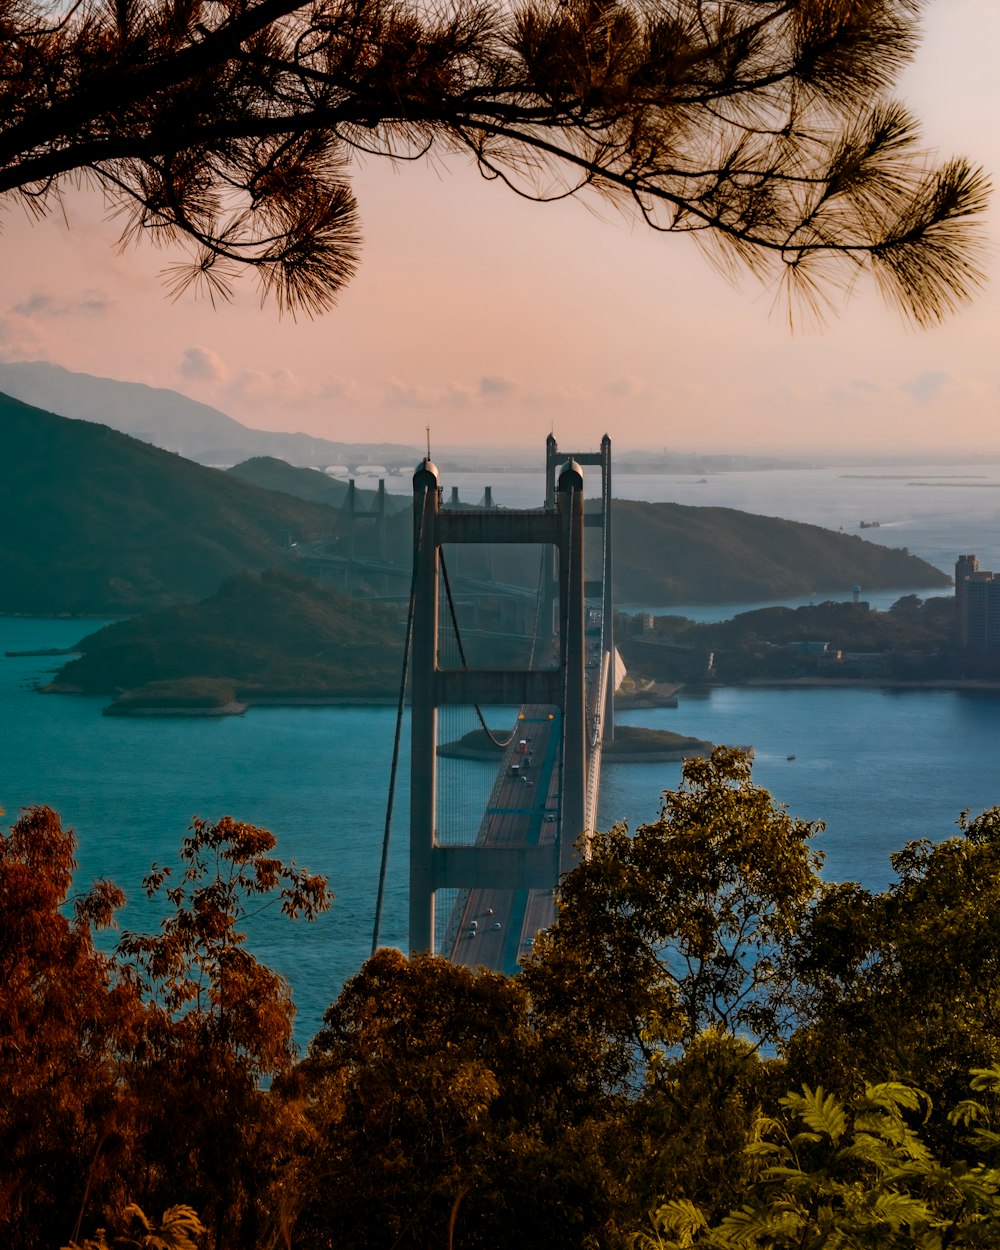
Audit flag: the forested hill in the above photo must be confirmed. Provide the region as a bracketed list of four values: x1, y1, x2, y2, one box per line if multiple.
[51, 568, 403, 701]
[0, 393, 344, 614]
[3, 390, 949, 616]
[227, 456, 408, 513]
[218, 468, 950, 605]
[611, 500, 949, 603]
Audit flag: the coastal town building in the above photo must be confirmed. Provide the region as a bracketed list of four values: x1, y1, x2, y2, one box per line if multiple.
[955, 554, 1000, 651]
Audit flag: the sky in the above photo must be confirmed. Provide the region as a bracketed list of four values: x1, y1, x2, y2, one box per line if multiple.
[1, 0, 998, 457]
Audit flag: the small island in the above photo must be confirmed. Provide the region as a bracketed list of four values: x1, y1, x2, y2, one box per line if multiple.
[43, 567, 405, 714]
[102, 678, 248, 717]
[439, 724, 720, 763]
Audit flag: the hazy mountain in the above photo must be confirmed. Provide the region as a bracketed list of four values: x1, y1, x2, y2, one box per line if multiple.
[3, 388, 950, 618]
[0, 360, 421, 467]
[610, 500, 951, 603]
[0, 391, 348, 614]
[227, 456, 407, 513]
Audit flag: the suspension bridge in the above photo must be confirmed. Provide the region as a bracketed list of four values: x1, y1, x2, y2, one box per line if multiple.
[376, 436, 621, 975]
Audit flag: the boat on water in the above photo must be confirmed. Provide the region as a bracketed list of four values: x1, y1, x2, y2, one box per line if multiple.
[787, 754, 796, 761]
[859, 520, 881, 529]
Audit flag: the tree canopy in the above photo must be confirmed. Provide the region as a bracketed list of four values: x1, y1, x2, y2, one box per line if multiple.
[9, 763, 1000, 1247]
[0, 0, 989, 317]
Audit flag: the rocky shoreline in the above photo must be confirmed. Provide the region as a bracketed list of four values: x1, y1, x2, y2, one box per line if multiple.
[102, 701, 249, 718]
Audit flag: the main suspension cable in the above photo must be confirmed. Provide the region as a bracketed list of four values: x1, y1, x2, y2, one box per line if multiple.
[372, 500, 425, 956]
[439, 549, 515, 749]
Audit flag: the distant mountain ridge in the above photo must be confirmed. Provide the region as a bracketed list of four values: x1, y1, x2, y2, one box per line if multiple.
[227, 456, 408, 513]
[1, 389, 950, 617]
[0, 360, 421, 467]
[610, 500, 950, 603]
[0, 391, 350, 613]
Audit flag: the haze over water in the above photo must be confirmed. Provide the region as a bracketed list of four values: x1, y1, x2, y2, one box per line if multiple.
[4, 462, 1000, 1044]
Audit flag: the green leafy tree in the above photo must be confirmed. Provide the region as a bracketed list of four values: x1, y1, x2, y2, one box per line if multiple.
[634, 1079, 1000, 1249]
[783, 806, 1000, 1142]
[285, 947, 631, 1250]
[622, 1032, 786, 1228]
[0, 0, 988, 317]
[525, 747, 824, 1090]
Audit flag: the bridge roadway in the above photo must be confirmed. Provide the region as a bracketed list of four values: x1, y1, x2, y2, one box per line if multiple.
[446, 649, 608, 974]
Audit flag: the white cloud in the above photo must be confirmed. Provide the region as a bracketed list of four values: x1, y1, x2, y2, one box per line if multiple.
[901, 371, 950, 402]
[12, 290, 110, 318]
[226, 366, 360, 406]
[604, 376, 662, 402]
[178, 346, 228, 383]
[479, 375, 517, 399]
[0, 313, 46, 360]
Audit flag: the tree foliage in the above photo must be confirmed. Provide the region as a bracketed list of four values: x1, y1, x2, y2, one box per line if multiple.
[783, 805, 1000, 1141]
[525, 746, 824, 1087]
[635, 1078, 1000, 1249]
[10, 775, 1000, 1249]
[0, 807, 144, 1250]
[285, 947, 629, 1249]
[0, 0, 988, 317]
[0, 805, 330, 1250]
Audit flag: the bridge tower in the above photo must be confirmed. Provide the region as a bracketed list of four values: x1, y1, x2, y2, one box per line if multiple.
[342, 478, 387, 562]
[408, 453, 595, 955]
[545, 433, 615, 740]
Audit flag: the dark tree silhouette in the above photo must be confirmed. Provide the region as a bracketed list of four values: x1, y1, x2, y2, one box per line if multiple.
[0, 0, 989, 318]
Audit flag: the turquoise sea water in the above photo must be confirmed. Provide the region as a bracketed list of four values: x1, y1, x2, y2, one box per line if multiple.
[5, 462, 1000, 1045]
[5, 616, 1000, 1046]
[432, 460, 1000, 579]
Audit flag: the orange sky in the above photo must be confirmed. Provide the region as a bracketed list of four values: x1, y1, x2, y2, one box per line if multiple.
[1, 0, 998, 456]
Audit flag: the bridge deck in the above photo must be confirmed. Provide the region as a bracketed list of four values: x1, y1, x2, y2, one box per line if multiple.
[446, 654, 608, 973]
[446, 706, 559, 972]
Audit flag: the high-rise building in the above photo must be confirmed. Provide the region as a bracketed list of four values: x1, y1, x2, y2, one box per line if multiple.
[955, 554, 1000, 651]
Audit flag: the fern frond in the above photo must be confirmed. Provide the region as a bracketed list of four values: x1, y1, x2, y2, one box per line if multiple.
[869, 1189, 943, 1232]
[949, 1099, 986, 1129]
[863, 1082, 931, 1120]
[644, 1199, 709, 1248]
[969, 1068, 1000, 1095]
[783, 1085, 848, 1143]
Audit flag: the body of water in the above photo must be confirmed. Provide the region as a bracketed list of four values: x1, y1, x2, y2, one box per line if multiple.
[5, 462, 1000, 1044]
[4, 617, 1000, 1046]
[428, 460, 1000, 581]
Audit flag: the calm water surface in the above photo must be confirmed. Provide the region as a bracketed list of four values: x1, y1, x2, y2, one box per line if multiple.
[5, 463, 1000, 1043]
[5, 617, 1000, 1045]
[432, 461, 1000, 580]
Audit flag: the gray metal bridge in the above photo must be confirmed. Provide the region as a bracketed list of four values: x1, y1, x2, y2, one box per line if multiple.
[403, 436, 616, 973]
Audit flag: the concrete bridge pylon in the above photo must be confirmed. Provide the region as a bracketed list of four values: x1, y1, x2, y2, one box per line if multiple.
[407, 441, 612, 958]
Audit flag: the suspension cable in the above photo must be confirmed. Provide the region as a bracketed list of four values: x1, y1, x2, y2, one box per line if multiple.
[528, 539, 547, 669]
[371, 498, 426, 956]
[559, 482, 575, 827]
[439, 549, 515, 749]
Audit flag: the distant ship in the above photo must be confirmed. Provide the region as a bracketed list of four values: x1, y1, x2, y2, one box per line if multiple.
[859, 520, 881, 529]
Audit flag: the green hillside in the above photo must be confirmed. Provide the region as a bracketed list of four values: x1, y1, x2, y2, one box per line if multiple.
[304, 494, 948, 606]
[2, 390, 949, 618]
[51, 568, 403, 699]
[227, 456, 407, 513]
[0, 393, 344, 613]
[610, 500, 949, 603]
